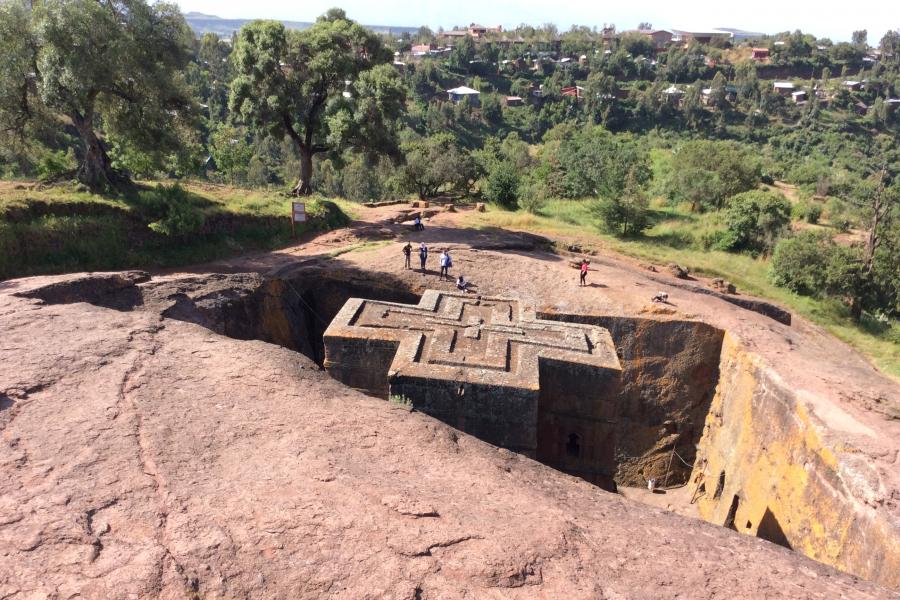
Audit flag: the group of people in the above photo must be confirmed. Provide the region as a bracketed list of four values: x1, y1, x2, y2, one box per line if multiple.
[402, 242, 472, 292]
[402, 243, 601, 293]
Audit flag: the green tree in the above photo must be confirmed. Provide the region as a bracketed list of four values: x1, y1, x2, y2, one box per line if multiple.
[0, 2, 35, 151]
[229, 11, 406, 195]
[718, 190, 791, 253]
[511, 77, 533, 99]
[414, 26, 435, 45]
[664, 140, 762, 211]
[449, 35, 476, 71]
[197, 33, 232, 124]
[592, 169, 651, 236]
[846, 170, 899, 319]
[681, 81, 704, 129]
[557, 127, 651, 199]
[666, 168, 722, 212]
[209, 125, 252, 184]
[771, 229, 898, 320]
[584, 72, 618, 125]
[771, 230, 835, 295]
[341, 155, 383, 201]
[484, 161, 520, 208]
[401, 134, 476, 199]
[734, 61, 760, 102]
[480, 93, 502, 124]
[880, 30, 900, 64]
[0, 0, 195, 189]
[709, 71, 729, 110]
[620, 33, 655, 58]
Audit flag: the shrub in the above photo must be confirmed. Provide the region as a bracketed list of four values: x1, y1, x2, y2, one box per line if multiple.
[484, 161, 520, 209]
[389, 394, 413, 408]
[804, 203, 822, 224]
[304, 198, 351, 232]
[770, 231, 834, 295]
[36, 149, 75, 181]
[717, 190, 791, 253]
[700, 230, 726, 250]
[592, 170, 650, 237]
[833, 217, 852, 233]
[518, 177, 550, 215]
[139, 184, 205, 237]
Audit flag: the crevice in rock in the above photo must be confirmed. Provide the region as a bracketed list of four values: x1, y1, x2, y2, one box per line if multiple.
[402, 535, 482, 557]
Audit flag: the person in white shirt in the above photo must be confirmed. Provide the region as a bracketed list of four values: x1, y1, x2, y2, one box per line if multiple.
[439, 250, 451, 280]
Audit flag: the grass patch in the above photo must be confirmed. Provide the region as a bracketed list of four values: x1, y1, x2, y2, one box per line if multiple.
[0, 180, 351, 279]
[326, 240, 392, 258]
[461, 200, 899, 379]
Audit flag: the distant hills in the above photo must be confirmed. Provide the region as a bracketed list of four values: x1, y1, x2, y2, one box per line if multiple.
[184, 12, 419, 37]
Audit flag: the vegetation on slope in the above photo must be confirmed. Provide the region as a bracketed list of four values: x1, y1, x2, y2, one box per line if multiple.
[459, 199, 899, 378]
[0, 181, 349, 279]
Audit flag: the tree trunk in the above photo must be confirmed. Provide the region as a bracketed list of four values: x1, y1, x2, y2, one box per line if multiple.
[849, 296, 863, 322]
[291, 148, 314, 196]
[71, 110, 122, 191]
[76, 129, 113, 188]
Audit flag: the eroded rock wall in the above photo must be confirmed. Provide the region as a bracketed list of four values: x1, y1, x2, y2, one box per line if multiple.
[692, 333, 900, 589]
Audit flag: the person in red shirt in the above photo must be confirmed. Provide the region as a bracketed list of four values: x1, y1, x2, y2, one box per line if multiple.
[579, 259, 590, 286]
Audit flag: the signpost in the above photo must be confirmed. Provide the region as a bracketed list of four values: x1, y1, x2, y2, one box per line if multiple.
[291, 201, 306, 238]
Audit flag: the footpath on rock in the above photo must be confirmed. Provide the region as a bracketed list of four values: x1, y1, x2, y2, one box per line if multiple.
[1, 202, 899, 599]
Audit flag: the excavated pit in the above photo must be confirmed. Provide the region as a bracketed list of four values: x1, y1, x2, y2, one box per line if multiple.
[182, 267, 728, 493]
[18, 268, 899, 589]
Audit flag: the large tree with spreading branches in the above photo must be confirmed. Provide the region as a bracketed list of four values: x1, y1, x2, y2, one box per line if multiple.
[0, 0, 195, 189]
[229, 9, 406, 196]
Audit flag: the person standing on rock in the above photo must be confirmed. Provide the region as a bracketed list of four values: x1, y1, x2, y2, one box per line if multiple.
[419, 242, 428, 273]
[402, 242, 412, 269]
[579, 259, 590, 286]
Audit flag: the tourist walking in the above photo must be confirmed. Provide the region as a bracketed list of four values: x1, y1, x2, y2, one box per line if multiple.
[419, 242, 428, 272]
[579, 259, 589, 286]
[439, 249, 452, 280]
[402, 242, 412, 269]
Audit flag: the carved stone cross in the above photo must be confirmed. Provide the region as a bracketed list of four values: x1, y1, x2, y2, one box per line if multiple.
[324, 291, 622, 488]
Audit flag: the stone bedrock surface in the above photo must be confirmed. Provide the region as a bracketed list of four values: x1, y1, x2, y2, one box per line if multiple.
[0, 272, 897, 599]
[323, 291, 624, 488]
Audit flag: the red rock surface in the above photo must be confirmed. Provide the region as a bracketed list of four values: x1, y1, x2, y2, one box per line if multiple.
[0, 270, 895, 599]
[2, 202, 899, 598]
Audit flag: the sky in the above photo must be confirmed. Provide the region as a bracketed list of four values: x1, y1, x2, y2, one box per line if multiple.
[172, 0, 899, 43]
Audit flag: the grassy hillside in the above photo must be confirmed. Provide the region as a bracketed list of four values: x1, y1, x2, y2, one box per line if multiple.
[0, 181, 351, 279]
[460, 200, 900, 380]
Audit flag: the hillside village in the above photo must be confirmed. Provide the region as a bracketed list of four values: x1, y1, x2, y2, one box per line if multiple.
[388, 23, 897, 119]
